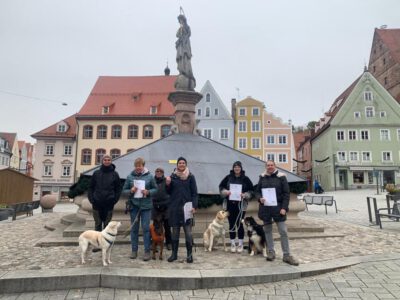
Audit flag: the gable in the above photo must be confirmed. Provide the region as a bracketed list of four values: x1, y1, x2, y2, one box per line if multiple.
[197, 81, 231, 119]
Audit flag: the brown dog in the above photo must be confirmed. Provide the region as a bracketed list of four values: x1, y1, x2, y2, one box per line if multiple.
[150, 215, 165, 260]
[203, 210, 229, 252]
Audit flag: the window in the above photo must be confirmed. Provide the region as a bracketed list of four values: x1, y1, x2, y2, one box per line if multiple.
[83, 125, 93, 139]
[238, 138, 247, 149]
[95, 149, 106, 165]
[353, 171, 364, 184]
[43, 165, 53, 176]
[110, 149, 121, 159]
[251, 121, 260, 132]
[220, 129, 228, 139]
[150, 106, 157, 115]
[214, 108, 219, 116]
[349, 151, 358, 161]
[238, 121, 247, 132]
[362, 151, 371, 162]
[239, 108, 246, 116]
[57, 124, 66, 132]
[203, 129, 212, 139]
[368, 172, 374, 184]
[336, 131, 345, 141]
[365, 107, 374, 118]
[267, 135, 275, 144]
[97, 125, 107, 139]
[111, 125, 122, 139]
[81, 149, 91, 165]
[128, 125, 138, 139]
[45, 144, 54, 155]
[380, 111, 387, 118]
[143, 125, 153, 139]
[205, 107, 210, 117]
[337, 151, 346, 162]
[206, 93, 211, 102]
[197, 108, 201, 117]
[266, 153, 275, 161]
[348, 130, 357, 141]
[384, 77, 388, 85]
[382, 151, 392, 162]
[380, 129, 390, 141]
[252, 138, 260, 149]
[252, 107, 260, 116]
[102, 106, 109, 114]
[354, 112, 361, 119]
[360, 130, 369, 141]
[278, 135, 287, 144]
[161, 125, 171, 137]
[62, 165, 71, 177]
[63, 144, 72, 156]
[278, 153, 287, 163]
[364, 91, 373, 101]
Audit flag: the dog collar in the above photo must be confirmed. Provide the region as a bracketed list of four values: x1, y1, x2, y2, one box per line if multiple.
[105, 232, 116, 237]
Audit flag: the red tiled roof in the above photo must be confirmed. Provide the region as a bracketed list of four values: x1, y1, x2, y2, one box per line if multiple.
[31, 114, 77, 138]
[78, 75, 177, 117]
[0, 132, 17, 147]
[376, 28, 400, 64]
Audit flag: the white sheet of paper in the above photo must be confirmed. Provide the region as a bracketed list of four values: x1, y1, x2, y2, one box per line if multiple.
[262, 188, 277, 206]
[184, 202, 193, 222]
[229, 184, 242, 201]
[133, 180, 145, 198]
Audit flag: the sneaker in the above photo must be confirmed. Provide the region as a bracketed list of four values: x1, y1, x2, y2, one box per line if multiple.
[143, 251, 151, 261]
[230, 244, 236, 253]
[237, 244, 243, 253]
[283, 255, 299, 266]
[130, 251, 137, 259]
[266, 251, 276, 261]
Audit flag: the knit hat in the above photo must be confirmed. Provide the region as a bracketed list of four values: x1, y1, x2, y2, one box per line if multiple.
[232, 161, 242, 169]
[177, 156, 187, 165]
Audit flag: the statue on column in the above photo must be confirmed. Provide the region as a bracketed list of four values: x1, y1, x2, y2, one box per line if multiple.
[175, 8, 196, 91]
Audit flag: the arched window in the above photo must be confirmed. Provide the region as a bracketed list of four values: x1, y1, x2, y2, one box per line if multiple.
[95, 148, 106, 165]
[81, 149, 92, 165]
[97, 125, 107, 139]
[161, 125, 171, 137]
[110, 149, 121, 159]
[83, 125, 93, 139]
[206, 93, 211, 102]
[128, 125, 138, 139]
[111, 125, 122, 139]
[143, 125, 153, 139]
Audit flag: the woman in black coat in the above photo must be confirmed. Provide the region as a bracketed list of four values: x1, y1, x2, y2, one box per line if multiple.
[219, 161, 254, 253]
[165, 157, 198, 263]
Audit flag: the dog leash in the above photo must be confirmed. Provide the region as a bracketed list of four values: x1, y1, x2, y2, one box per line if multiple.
[122, 208, 142, 238]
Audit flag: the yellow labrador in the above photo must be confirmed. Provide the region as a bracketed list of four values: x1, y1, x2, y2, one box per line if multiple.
[79, 221, 121, 266]
[203, 210, 229, 252]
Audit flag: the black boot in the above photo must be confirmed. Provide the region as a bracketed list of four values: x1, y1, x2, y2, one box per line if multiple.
[167, 240, 178, 262]
[186, 241, 193, 263]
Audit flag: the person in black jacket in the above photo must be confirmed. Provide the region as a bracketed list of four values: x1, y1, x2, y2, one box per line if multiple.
[255, 160, 299, 266]
[152, 167, 172, 250]
[88, 155, 121, 232]
[165, 157, 198, 263]
[219, 161, 254, 253]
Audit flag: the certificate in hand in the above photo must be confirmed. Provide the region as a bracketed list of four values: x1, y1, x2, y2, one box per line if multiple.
[229, 184, 242, 201]
[184, 202, 193, 222]
[261, 188, 277, 206]
[133, 180, 145, 198]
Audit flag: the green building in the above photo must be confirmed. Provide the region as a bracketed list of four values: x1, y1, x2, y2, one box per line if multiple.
[311, 70, 400, 191]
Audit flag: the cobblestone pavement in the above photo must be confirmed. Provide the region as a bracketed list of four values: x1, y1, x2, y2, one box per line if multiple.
[2, 260, 400, 299]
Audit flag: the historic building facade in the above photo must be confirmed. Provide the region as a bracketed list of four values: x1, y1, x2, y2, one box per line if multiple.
[0, 135, 12, 169]
[0, 132, 20, 170]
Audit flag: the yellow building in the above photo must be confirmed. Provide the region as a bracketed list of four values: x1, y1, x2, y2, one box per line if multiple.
[75, 75, 176, 176]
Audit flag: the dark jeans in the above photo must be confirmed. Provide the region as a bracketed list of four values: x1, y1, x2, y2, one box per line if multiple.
[227, 201, 246, 240]
[93, 209, 113, 232]
[171, 223, 193, 245]
[152, 207, 171, 245]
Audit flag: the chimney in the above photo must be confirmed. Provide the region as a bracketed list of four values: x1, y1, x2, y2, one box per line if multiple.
[231, 98, 237, 119]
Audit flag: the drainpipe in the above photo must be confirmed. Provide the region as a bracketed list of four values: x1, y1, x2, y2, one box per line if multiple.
[333, 154, 337, 191]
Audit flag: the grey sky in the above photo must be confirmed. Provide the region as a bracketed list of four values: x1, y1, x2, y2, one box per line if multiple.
[1, 0, 400, 143]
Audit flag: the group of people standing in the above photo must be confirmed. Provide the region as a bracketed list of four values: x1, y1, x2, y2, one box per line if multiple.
[88, 155, 298, 266]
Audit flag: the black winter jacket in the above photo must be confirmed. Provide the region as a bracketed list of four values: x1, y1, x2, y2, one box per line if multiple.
[88, 164, 121, 211]
[219, 170, 254, 210]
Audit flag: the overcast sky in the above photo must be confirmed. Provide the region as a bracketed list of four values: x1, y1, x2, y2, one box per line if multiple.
[1, 0, 400, 143]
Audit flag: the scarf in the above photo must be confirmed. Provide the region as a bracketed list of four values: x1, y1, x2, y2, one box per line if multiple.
[174, 167, 190, 180]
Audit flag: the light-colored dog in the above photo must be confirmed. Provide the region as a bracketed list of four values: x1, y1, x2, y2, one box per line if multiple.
[203, 210, 229, 252]
[79, 221, 121, 266]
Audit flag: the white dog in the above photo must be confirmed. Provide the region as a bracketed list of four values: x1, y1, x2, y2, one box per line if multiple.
[203, 210, 229, 252]
[79, 221, 121, 266]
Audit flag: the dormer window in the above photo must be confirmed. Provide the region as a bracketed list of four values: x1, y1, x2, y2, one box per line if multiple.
[57, 124, 66, 132]
[102, 106, 109, 114]
[150, 106, 157, 115]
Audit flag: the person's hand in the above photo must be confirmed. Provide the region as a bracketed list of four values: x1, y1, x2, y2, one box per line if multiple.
[142, 189, 149, 197]
[259, 198, 265, 204]
[280, 208, 287, 215]
[130, 186, 137, 193]
[166, 176, 171, 185]
[227, 190, 231, 196]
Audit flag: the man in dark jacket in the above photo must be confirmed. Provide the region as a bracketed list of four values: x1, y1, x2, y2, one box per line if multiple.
[255, 160, 299, 266]
[88, 155, 121, 232]
[152, 167, 172, 250]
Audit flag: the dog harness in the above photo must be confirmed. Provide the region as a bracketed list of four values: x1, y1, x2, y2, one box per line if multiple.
[102, 232, 116, 245]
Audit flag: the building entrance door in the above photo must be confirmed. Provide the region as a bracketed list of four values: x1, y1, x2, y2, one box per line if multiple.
[383, 171, 395, 186]
[339, 170, 348, 190]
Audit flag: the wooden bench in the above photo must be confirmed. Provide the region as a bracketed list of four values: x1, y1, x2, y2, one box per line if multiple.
[7, 200, 40, 220]
[303, 195, 337, 214]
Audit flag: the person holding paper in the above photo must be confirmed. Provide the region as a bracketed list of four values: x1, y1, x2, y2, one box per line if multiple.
[122, 157, 157, 261]
[255, 160, 299, 266]
[219, 161, 254, 253]
[165, 157, 198, 263]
